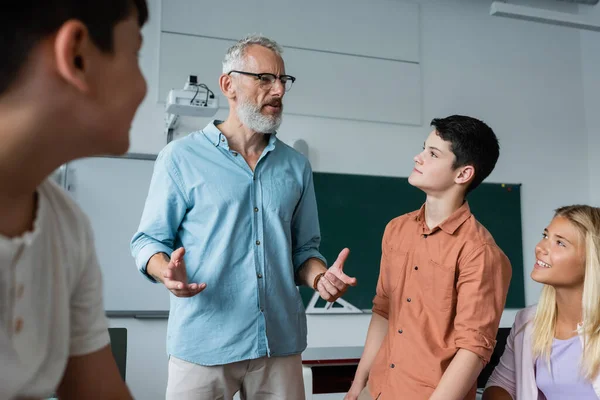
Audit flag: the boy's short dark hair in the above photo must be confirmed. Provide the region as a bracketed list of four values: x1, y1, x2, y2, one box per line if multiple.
[0, 0, 148, 96]
[431, 115, 500, 194]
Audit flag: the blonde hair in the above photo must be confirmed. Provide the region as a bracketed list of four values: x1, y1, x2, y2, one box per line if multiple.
[532, 205, 600, 380]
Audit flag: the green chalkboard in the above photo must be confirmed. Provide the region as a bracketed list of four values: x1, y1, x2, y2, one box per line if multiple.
[300, 172, 525, 311]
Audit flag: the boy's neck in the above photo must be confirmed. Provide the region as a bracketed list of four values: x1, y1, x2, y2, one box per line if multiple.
[423, 192, 465, 230]
[0, 118, 58, 190]
[0, 110, 64, 237]
[0, 148, 41, 237]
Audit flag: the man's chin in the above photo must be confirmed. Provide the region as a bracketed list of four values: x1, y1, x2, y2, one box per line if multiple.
[258, 127, 279, 135]
[261, 117, 283, 133]
[261, 110, 283, 119]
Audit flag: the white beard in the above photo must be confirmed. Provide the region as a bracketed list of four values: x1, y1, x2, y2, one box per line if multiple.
[236, 98, 282, 134]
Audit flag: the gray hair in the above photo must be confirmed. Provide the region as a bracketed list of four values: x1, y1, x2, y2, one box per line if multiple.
[222, 34, 283, 73]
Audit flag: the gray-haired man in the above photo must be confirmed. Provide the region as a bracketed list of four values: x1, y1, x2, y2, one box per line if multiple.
[131, 35, 357, 399]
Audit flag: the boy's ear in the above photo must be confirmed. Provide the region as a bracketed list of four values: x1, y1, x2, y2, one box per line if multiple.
[54, 20, 92, 94]
[455, 165, 475, 186]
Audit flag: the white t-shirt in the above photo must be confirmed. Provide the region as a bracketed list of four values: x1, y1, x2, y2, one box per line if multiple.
[0, 179, 109, 399]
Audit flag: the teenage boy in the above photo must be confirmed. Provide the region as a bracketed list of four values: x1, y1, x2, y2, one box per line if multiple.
[0, 1, 148, 398]
[346, 115, 512, 400]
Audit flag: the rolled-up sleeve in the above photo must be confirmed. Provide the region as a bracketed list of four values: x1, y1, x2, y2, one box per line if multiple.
[454, 243, 512, 364]
[485, 322, 518, 398]
[372, 259, 390, 319]
[291, 160, 326, 272]
[372, 224, 392, 319]
[130, 147, 190, 282]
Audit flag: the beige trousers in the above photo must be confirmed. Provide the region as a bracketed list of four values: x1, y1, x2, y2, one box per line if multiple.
[166, 354, 305, 400]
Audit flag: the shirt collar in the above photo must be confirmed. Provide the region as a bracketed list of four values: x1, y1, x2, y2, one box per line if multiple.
[202, 120, 278, 152]
[202, 120, 226, 147]
[414, 201, 472, 235]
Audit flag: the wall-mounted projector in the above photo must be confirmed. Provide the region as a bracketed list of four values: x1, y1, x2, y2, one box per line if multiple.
[165, 75, 219, 143]
[165, 88, 219, 117]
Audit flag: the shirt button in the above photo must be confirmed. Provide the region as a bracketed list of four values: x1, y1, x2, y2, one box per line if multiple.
[257, 273, 263, 279]
[390, 363, 395, 368]
[221, 138, 225, 142]
[14, 318, 23, 334]
[407, 298, 411, 302]
[398, 329, 403, 334]
[254, 207, 259, 212]
[16, 284, 24, 298]
[414, 266, 418, 271]
[232, 152, 238, 156]
[256, 240, 261, 245]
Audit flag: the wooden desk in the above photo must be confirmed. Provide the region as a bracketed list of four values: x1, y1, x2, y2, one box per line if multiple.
[302, 347, 363, 399]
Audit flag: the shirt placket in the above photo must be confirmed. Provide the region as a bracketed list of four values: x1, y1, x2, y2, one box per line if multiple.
[388, 223, 431, 383]
[219, 133, 272, 356]
[252, 167, 269, 356]
[11, 243, 31, 356]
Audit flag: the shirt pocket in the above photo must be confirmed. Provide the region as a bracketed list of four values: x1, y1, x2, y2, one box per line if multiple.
[383, 250, 408, 294]
[420, 259, 456, 312]
[263, 180, 301, 222]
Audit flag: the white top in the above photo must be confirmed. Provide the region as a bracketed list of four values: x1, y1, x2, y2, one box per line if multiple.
[0, 179, 109, 399]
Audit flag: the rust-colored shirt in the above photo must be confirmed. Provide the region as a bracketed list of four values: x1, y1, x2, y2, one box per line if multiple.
[369, 202, 512, 400]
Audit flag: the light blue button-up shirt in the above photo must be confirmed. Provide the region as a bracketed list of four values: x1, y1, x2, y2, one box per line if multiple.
[131, 121, 326, 366]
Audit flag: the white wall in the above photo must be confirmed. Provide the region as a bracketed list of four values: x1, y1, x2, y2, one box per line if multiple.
[579, 4, 600, 206]
[113, 0, 592, 398]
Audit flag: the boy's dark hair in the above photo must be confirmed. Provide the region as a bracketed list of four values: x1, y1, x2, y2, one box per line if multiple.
[0, 0, 148, 96]
[430, 115, 499, 194]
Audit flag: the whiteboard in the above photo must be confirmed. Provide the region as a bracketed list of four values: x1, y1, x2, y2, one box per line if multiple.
[65, 155, 169, 316]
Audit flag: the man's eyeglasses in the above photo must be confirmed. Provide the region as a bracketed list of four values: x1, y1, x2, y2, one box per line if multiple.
[228, 70, 296, 92]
